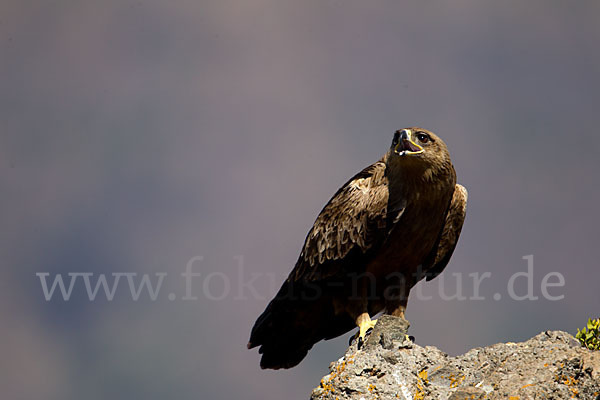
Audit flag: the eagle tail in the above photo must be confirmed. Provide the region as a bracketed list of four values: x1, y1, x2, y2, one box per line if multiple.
[247, 281, 353, 369]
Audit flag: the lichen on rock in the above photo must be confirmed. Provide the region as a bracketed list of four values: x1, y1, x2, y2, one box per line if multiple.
[311, 315, 600, 400]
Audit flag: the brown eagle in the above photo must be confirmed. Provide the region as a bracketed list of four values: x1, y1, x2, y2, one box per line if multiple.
[248, 127, 467, 369]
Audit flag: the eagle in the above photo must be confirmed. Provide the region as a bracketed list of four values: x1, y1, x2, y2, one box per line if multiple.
[248, 127, 467, 369]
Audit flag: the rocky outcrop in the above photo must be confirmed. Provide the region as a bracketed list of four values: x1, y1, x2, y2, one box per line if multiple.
[311, 316, 600, 400]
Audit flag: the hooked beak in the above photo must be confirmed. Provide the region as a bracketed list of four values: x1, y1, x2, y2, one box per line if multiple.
[394, 129, 424, 156]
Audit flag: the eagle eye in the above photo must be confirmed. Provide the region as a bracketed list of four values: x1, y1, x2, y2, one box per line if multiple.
[416, 133, 430, 144]
[392, 131, 400, 145]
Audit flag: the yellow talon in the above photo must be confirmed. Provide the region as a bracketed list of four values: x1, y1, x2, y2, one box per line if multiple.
[354, 313, 377, 348]
[359, 319, 377, 340]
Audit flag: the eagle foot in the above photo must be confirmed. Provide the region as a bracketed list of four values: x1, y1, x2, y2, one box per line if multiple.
[351, 317, 378, 349]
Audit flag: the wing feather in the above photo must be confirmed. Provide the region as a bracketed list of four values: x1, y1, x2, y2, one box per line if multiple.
[424, 184, 468, 281]
[290, 161, 403, 281]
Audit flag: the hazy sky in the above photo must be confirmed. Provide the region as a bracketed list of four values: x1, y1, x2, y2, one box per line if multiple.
[1, 1, 600, 399]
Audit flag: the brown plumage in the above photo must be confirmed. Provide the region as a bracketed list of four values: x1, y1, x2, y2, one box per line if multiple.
[248, 127, 467, 369]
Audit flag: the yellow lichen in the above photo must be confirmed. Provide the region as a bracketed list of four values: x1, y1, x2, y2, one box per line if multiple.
[521, 383, 535, 389]
[555, 373, 580, 399]
[318, 355, 357, 395]
[450, 374, 465, 388]
[414, 369, 428, 400]
[440, 372, 465, 389]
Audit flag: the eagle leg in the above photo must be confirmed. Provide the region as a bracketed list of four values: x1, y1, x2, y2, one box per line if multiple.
[386, 294, 412, 343]
[388, 304, 406, 319]
[386, 284, 410, 319]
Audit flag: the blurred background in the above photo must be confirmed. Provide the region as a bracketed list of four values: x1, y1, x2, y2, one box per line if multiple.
[2, 1, 600, 399]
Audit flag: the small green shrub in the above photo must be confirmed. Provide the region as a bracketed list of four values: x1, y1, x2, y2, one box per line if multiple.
[576, 317, 600, 350]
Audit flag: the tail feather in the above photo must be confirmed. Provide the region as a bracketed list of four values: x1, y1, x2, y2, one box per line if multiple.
[248, 281, 354, 369]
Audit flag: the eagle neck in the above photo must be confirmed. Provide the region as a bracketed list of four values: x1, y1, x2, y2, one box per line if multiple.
[384, 159, 455, 204]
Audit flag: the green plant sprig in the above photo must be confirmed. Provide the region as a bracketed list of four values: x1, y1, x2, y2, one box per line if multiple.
[576, 317, 600, 351]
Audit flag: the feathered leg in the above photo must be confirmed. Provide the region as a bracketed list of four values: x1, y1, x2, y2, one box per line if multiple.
[346, 273, 379, 348]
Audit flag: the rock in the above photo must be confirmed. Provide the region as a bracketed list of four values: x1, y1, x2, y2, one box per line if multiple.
[311, 316, 600, 400]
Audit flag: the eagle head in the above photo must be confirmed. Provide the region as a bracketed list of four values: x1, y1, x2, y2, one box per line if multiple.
[388, 127, 452, 176]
